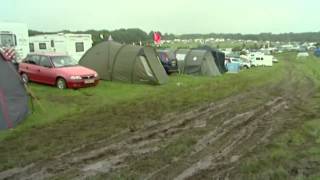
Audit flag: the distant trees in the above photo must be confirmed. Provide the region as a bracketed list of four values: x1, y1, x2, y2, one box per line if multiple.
[28, 29, 320, 45]
[178, 32, 320, 42]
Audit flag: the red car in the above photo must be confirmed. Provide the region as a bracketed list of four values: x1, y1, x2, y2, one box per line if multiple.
[19, 53, 99, 89]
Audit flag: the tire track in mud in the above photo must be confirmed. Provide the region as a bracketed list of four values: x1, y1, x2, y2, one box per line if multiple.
[170, 70, 316, 180]
[0, 92, 254, 180]
[67, 92, 261, 179]
[148, 97, 288, 180]
[146, 67, 316, 180]
[1, 62, 317, 180]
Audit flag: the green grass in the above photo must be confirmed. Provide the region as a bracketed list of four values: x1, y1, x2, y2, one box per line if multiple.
[238, 54, 320, 179]
[0, 62, 286, 140]
[2, 52, 320, 179]
[0, 59, 286, 171]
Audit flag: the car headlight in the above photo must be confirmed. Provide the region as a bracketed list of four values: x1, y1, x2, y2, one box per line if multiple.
[70, 75, 82, 80]
[94, 73, 98, 78]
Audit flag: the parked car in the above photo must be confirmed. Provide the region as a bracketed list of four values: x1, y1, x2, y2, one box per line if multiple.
[225, 57, 241, 73]
[19, 53, 99, 89]
[239, 57, 252, 69]
[158, 51, 178, 74]
[229, 57, 241, 64]
[225, 57, 242, 65]
[272, 57, 279, 63]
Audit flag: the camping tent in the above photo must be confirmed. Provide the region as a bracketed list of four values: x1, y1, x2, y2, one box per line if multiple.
[201, 46, 228, 74]
[175, 49, 221, 76]
[314, 48, 320, 57]
[226, 63, 241, 73]
[0, 54, 29, 130]
[79, 41, 168, 85]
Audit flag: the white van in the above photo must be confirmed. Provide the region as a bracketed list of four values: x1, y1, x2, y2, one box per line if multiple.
[249, 52, 273, 67]
[29, 33, 92, 61]
[0, 22, 29, 62]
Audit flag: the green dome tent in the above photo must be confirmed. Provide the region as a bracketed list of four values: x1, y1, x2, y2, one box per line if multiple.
[79, 41, 168, 85]
[175, 49, 221, 76]
[0, 54, 29, 130]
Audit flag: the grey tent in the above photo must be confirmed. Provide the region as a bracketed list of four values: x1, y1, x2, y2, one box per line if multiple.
[175, 49, 221, 76]
[0, 54, 29, 130]
[199, 46, 227, 74]
[79, 41, 168, 85]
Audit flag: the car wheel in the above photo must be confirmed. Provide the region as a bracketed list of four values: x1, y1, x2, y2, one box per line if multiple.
[56, 78, 67, 89]
[21, 73, 29, 84]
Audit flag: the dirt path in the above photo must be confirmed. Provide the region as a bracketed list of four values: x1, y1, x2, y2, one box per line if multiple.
[0, 61, 317, 180]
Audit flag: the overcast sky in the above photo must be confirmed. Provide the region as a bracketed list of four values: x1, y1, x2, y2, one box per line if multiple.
[1, 0, 319, 34]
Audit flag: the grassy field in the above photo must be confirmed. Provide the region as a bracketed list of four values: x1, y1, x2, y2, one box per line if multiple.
[0, 60, 286, 141]
[1, 52, 320, 179]
[0, 58, 285, 170]
[237, 54, 320, 179]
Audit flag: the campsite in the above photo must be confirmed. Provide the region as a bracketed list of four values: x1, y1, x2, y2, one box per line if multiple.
[1, 0, 320, 179]
[1, 51, 320, 179]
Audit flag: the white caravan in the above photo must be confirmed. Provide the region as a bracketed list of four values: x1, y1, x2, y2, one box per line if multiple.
[0, 22, 29, 62]
[249, 52, 273, 67]
[297, 52, 309, 58]
[29, 33, 92, 61]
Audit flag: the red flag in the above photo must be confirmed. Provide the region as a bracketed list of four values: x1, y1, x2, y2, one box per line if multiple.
[153, 32, 161, 44]
[0, 48, 16, 61]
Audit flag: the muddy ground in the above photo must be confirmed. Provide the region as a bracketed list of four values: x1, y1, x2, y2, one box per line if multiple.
[0, 61, 319, 180]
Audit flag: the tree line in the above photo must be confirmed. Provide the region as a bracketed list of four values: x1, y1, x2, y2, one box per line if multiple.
[29, 29, 320, 45]
[179, 32, 320, 43]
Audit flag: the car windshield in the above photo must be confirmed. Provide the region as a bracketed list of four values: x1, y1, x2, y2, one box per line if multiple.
[51, 56, 78, 68]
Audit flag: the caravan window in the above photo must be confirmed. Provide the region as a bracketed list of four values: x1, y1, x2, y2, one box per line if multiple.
[75, 42, 84, 52]
[39, 43, 47, 50]
[29, 43, 35, 52]
[0, 33, 16, 47]
[50, 40, 55, 48]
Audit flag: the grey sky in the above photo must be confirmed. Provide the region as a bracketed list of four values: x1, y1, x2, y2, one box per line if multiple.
[1, 0, 319, 34]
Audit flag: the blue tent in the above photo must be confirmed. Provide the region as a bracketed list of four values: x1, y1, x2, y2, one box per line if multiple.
[314, 48, 320, 57]
[0, 53, 29, 130]
[226, 63, 240, 73]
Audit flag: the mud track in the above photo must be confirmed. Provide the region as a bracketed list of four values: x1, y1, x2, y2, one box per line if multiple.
[0, 64, 316, 180]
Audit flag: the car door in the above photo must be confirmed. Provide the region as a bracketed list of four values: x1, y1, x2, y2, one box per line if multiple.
[22, 55, 41, 82]
[37, 56, 56, 85]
